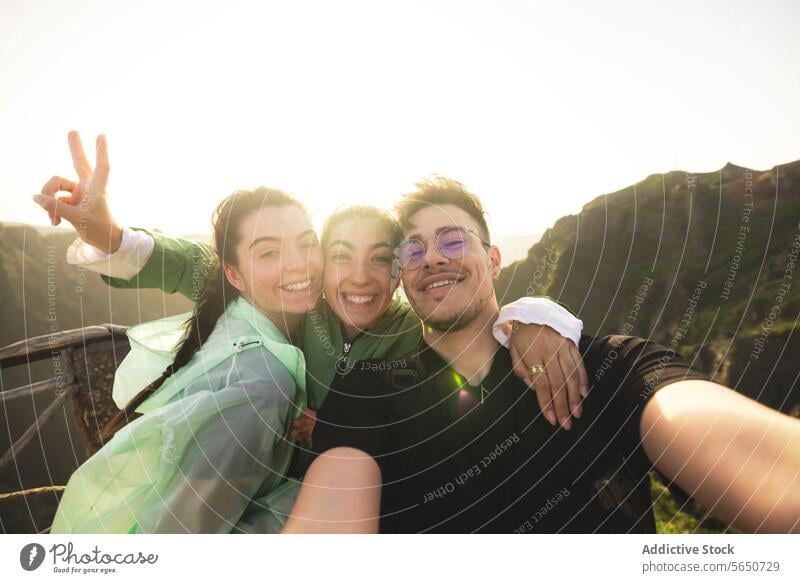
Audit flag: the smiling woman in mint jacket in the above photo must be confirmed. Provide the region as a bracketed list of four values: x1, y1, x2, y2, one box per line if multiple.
[52, 186, 321, 533]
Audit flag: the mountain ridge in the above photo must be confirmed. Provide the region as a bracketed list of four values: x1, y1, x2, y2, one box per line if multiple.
[497, 159, 800, 414]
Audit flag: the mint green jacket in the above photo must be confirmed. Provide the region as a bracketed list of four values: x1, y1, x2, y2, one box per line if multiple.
[51, 297, 306, 533]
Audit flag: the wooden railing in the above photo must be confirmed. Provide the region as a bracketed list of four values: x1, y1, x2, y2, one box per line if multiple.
[0, 325, 129, 533]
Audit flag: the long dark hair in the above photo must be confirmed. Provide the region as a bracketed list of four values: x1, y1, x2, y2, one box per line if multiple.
[100, 186, 309, 442]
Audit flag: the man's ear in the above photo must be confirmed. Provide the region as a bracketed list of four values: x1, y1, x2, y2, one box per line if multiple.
[223, 263, 247, 293]
[489, 245, 502, 280]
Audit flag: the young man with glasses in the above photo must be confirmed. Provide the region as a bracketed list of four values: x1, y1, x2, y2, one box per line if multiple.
[283, 176, 800, 534]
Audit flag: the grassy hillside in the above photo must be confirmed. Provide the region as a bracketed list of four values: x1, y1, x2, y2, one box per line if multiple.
[0, 224, 192, 347]
[497, 160, 800, 413]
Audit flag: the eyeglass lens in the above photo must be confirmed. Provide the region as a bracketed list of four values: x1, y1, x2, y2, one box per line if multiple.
[398, 228, 469, 269]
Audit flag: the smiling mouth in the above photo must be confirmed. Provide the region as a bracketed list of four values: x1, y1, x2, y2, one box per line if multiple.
[281, 278, 314, 292]
[422, 276, 465, 291]
[341, 293, 377, 305]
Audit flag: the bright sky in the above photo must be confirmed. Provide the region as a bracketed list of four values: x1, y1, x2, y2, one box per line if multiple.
[1, 0, 798, 238]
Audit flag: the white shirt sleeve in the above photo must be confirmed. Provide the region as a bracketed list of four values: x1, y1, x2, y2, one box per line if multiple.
[494, 296, 583, 348]
[65, 227, 156, 280]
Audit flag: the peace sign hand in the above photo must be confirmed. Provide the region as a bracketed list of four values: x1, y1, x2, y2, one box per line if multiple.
[32, 131, 123, 254]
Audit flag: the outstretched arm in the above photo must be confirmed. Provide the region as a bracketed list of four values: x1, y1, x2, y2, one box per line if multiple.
[281, 447, 381, 534]
[641, 379, 800, 533]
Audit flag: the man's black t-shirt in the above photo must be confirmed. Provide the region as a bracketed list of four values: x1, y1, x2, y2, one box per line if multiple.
[312, 334, 708, 533]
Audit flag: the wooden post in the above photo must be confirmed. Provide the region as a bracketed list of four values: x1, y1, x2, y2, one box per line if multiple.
[0, 383, 77, 474]
[0, 373, 75, 403]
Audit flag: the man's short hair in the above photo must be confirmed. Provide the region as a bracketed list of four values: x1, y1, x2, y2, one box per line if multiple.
[394, 176, 491, 244]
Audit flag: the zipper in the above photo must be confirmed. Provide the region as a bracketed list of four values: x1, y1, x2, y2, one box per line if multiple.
[335, 325, 366, 375]
[233, 339, 262, 353]
[335, 341, 353, 374]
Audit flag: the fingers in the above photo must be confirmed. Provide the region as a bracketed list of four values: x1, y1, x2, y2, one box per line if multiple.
[32, 193, 80, 227]
[509, 324, 581, 430]
[39, 177, 79, 225]
[291, 417, 314, 446]
[571, 343, 590, 398]
[558, 348, 582, 420]
[40, 175, 76, 197]
[292, 418, 310, 431]
[545, 355, 571, 430]
[512, 342, 558, 427]
[292, 413, 316, 432]
[39, 176, 77, 226]
[523, 356, 558, 428]
[68, 131, 92, 179]
[290, 427, 311, 440]
[510, 343, 531, 386]
[531, 373, 558, 427]
[289, 409, 317, 447]
[94, 134, 110, 186]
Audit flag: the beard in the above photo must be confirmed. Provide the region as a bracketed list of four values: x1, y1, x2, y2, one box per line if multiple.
[413, 293, 488, 333]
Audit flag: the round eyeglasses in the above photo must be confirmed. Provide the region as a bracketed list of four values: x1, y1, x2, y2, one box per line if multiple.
[393, 227, 491, 271]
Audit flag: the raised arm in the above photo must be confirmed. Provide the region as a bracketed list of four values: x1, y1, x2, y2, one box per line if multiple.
[97, 228, 215, 300]
[641, 379, 800, 533]
[32, 131, 215, 300]
[33, 131, 120, 250]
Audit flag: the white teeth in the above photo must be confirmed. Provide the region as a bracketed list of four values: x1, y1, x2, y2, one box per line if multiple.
[282, 279, 311, 291]
[343, 294, 376, 304]
[425, 279, 457, 291]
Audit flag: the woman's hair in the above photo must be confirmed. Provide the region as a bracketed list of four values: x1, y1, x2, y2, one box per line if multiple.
[321, 205, 402, 251]
[101, 186, 308, 442]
